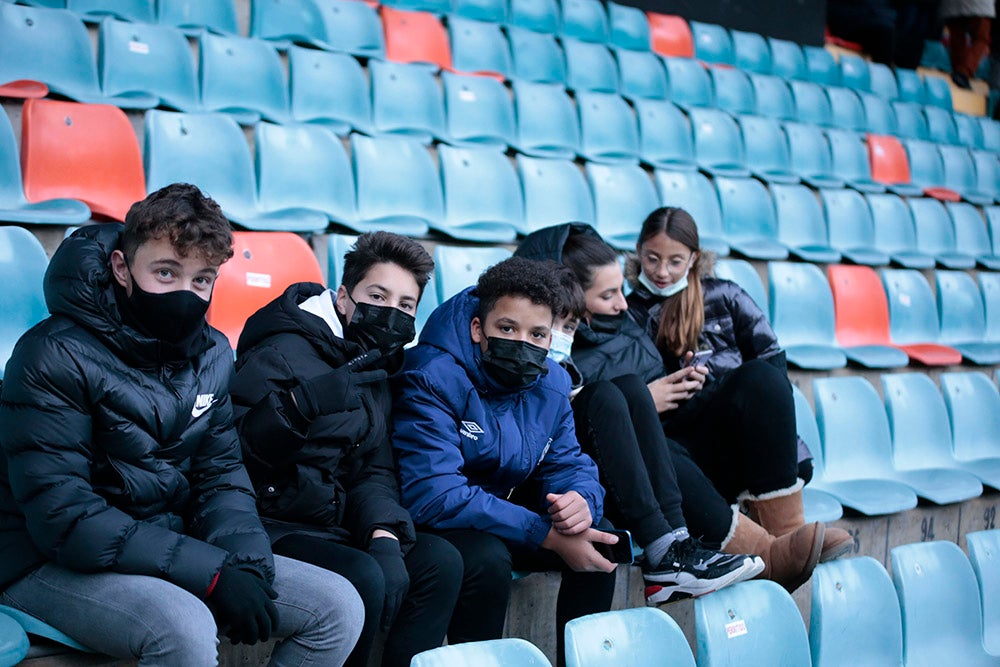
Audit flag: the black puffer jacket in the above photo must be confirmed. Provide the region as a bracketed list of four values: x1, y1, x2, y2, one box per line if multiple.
[0, 224, 273, 595]
[231, 283, 415, 553]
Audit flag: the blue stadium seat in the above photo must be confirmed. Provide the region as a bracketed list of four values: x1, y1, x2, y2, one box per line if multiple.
[634, 99, 696, 170]
[925, 106, 961, 145]
[608, 1, 650, 51]
[0, 226, 49, 378]
[615, 49, 668, 101]
[146, 111, 326, 232]
[940, 371, 1000, 488]
[936, 269, 1000, 364]
[732, 29, 771, 74]
[158, 0, 237, 34]
[768, 37, 807, 80]
[696, 580, 811, 666]
[351, 133, 439, 237]
[0, 603, 93, 655]
[438, 144, 521, 242]
[710, 66, 755, 116]
[507, 27, 565, 84]
[769, 261, 848, 369]
[859, 91, 898, 134]
[987, 207, 1000, 259]
[867, 192, 936, 268]
[587, 162, 658, 250]
[892, 101, 930, 140]
[838, 53, 871, 91]
[790, 80, 834, 127]
[199, 33, 289, 125]
[881, 267, 964, 364]
[749, 73, 796, 121]
[891, 541, 998, 667]
[370, 60, 447, 144]
[940, 145, 996, 206]
[560, 0, 608, 43]
[895, 68, 924, 103]
[826, 128, 887, 193]
[249, 0, 326, 47]
[562, 38, 618, 93]
[966, 530, 1000, 656]
[451, 0, 506, 22]
[714, 258, 767, 315]
[254, 122, 355, 232]
[821, 188, 890, 265]
[316, 0, 385, 59]
[448, 15, 511, 79]
[972, 151, 1000, 201]
[946, 202, 1000, 269]
[433, 245, 514, 303]
[771, 183, 841, 263]
[653, 169, 729, 256]
[790, 385, 845, 523]
[381, 0, 448, 13]
[882, 372, 984, 503]
[517, 155, 594, 235]
[809, 558, 903, 667]
[442, 72, 515, 148]
[688, 107, 750, 178]
[908, 197, 976, 268]
[923, 75, 954, 110]
[506, 0, 558, 33]
[413, 638, 550, 666]
[904, 139, 962, 202]
[714, 176, 789, 260]
[981, 117, 1000, 152]
[812, 376, 919, 514]
[577, 91, 639, 164]
[68, 0, 154, 22]
[565, 608, 694, 667]
[827, 86, 867, 132]
[803, 45, 840, 85]
[512, 80, 580, 160]
[0, 612, 29, 666]
[288, 46, 371, 134]
[689, 20, 734, 65]
[738, 115, 799, 184]
[662, 56, 713, 109]
[868, 61, 899, 100]
[326, 233, 357, 289]
[785, 121, 845, 189]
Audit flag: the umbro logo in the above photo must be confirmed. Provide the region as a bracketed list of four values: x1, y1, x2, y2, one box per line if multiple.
[460, 420, 484, 440]
[191, 393, 216, 419]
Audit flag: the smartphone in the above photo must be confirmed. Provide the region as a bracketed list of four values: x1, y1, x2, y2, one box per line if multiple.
[684, 349, 713, 369]
[592, 528, 634, 564]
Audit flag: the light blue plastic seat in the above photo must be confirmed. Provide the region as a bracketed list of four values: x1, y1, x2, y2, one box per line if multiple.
[859, 91, 898, 134]
[789, 79, 833, 127]
[940, 145, 996, 206]
[158, 0, 237, 34]
[769, 261, 848, 369]
[381, 0, 448, 12]
[967, 530, 1000, 656]
[812, 376, 919, 514]
[891, 541, 999, 667]
[688, 107, 750, 178]
[936, 269, 1000, 364]
[892, 101, 930, 140]
[940, 371, 1000, 488]
[577, 91, 639, 164]
[803, 45, 839, 85]
[827, 86, 867, 132]
[925, 106, 961, 145]
[370, 60, 447, 144]
[838, 53, 871, 91]
[448, 15, 510, 78]
[732, 29, 771, 74]
[905, 139, 962, 202]
[507, 0, 558, 33]
[451, 0, 505, 22]
[920, 38, 951, 69]
[826, 128, 887, 193]
[199, 33, 289, 125]
[662, 56, 713, 109]
[715, 258, 767, 315]
[785, 121, 846, 189]
[517, 155, 594, 235]
[809, 557, 903, 667]
[790, 385, 845, 523]
[586, 162, 658, 250]
[0, 226, 49, 378]
[631, 99, 694, 170]
[0, 604, 92, 654]
[947, 202, 1000, 269]
[738, 115, 798, 184]
[895, 68, 924, 103]
[0, 105, 90, 225]
[560, 0, 608, 43]
[768, 37, 807, 80]
[987, 207, 1000, 259]
[0, 612, 28, 667]
[608, 2, 650, 51]
[749, 73, 796, 121]
[689, 20, 734, 66]
[710, 66, 755, 116]
[565, 607, 694, 667]
[562, 38, 618, 93]
[820, 188, 890, 265]
[923, 75, 954, 110]
[881, 267, 964, 365]
[412, 637, 550, 667]
[351, 133, 439, 237]
[433, 245, 514, 303]
[288, 46, 371, 134]
[867, 192, 936, 268]
[616, 49, 667, 101]
[882, 372, 985, 503]
[696, 580, 811, 666]
[771, 183, 841, 263]
[512, 80, 580, 160]
[654, 169, 729, 256]
[443, 72, 514, 148]
[314, 0, 385, 59]
[508, 26, 565, 84]
[68, 0, 153, 22]
[908, 197, 976, 269]
[714, 176, 789, 260]
[973, 151, 1000, 201]
[99, 18, 200, 112]
[437, 144, 521, 242]
[981, 117, 1000, 152]
[249, 0, 326, 47]
[868, 61, 899, 100]
[254, 122, 355, 232]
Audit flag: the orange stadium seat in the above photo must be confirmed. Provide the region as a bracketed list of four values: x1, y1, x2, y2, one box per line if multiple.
[866, 133, 923, 196]
[381, 6, 452, 71]
[647, 12, 693, 58]
[827, 264, 910, 368]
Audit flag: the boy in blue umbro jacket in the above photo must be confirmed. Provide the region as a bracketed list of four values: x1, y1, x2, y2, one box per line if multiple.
[392, 257, 617, 667]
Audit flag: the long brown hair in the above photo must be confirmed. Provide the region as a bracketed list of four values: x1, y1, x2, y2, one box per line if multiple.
[637, 207, 705, 357]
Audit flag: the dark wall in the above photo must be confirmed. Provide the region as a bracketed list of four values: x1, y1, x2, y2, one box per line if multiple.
[614, 0, 827, 46]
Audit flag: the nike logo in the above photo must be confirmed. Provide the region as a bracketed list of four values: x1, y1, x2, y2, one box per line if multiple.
[191, 393, 216, 418]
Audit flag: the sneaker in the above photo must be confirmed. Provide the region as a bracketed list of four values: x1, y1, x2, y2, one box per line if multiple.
[643, 539, 763, 605]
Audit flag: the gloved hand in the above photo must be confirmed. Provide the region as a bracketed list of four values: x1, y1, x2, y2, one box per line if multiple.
[368, 537, 410, 631]
[290, 367, 388, 421]
[209, 563, 280, 645]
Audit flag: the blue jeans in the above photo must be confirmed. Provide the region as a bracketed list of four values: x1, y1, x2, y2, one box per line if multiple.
[0, 555, 364, 666]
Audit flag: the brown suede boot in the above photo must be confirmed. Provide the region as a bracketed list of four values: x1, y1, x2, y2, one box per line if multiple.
[744, 483, 854, 563]
[722, 512, 825, 593]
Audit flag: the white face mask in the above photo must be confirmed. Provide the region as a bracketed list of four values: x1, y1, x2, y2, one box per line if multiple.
[638, 261, 692, 298]
[548, 330, 574, 364]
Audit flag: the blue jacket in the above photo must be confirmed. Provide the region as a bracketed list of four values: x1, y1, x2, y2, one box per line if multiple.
[391, 288, 604, 549]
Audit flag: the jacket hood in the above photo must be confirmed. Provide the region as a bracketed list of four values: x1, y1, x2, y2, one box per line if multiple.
[514, 222, 605, 263]
[416, 286, 489, 388]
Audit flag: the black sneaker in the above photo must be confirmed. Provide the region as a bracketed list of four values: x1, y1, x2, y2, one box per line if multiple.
[643, 539, 763, 605]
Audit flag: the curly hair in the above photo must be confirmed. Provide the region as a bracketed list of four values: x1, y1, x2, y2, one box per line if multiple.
[476, 256, 562, 321]
[122, 183, 233, 265]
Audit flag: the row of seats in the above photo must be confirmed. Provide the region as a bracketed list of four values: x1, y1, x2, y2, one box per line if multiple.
[1, 0, 239, 34]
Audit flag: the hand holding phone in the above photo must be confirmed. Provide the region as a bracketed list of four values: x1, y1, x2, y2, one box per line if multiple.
[591, 528, 634, 564]
[684, 349, 713, 369]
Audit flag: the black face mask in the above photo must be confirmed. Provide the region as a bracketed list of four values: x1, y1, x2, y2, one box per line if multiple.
[345, 299, 416, 356]
[588, 312, 627, 334]
[119, 276, 210, 344]
[481, 337, 549, 389]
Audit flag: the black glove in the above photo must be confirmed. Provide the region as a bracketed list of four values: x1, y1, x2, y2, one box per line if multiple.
[209, 563, 280, 645]
[291, 367, 388, 421]
[368, 537, 410, 631]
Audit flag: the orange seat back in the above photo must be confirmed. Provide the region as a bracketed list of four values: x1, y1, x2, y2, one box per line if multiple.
[381, 6, 452, 70]
[867, 133, 912, 187]
[207, 231, 324, 348]
[827, 264, 893, 346]
[647, 12, 693, 58]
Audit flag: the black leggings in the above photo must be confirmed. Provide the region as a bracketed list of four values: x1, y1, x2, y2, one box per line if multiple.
[272, 531, 462, 667]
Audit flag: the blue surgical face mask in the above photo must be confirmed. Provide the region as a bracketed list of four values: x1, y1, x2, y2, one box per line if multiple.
[548, 329, 574, 364]
[638, 261, 692, 298]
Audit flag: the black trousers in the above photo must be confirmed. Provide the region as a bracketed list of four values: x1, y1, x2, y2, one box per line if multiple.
[272, 531, 463, 667]
[436, 524, 617, 667]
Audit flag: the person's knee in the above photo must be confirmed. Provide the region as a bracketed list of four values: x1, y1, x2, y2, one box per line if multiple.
[342, 551, 386, 613]
[734, 360, 792, 404]
[582, 380, 629, 417]
[453, 533, 512, 590]
[284, 563, 365, 653]
[610, 373, 653, 404]
[142, 590, 218, 665]
[410, 536, 463, 597]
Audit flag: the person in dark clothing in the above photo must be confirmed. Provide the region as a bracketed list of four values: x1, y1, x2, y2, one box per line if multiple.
[940, 0, 995, 88]
[0, 183, 363, 666]
[392, 257, 617, 667]
[231, 232, 462, 667]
